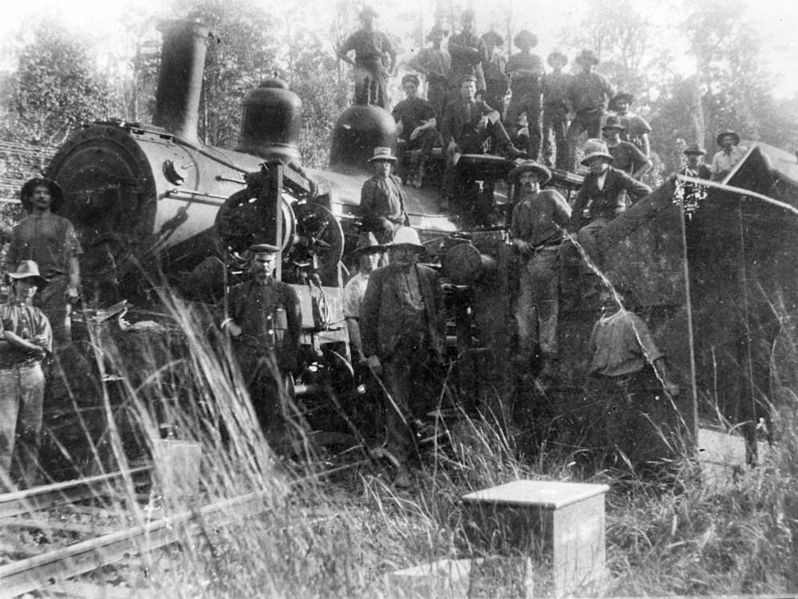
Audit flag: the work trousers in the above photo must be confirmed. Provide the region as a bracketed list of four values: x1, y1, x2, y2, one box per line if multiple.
[397, 128, 438, 180]
[236, 348, 288, 446]
[353, 64, 388, 108]
[542, 105, 569, 170]
[515, 248, 560, 357]
[442, 120, 514, 201]
[36, 274, 71, 347]
[0, 363, 45, 489]
[576, 218, 611, 269]
[566, 109, 606, 171]
[427, 78, 448, 122]
[506, 91, 542, 160]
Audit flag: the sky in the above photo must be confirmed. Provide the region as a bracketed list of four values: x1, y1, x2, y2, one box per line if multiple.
[1, 0, 798, 98]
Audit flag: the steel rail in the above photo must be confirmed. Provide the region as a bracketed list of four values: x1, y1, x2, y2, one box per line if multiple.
[0, 467, 151, 520]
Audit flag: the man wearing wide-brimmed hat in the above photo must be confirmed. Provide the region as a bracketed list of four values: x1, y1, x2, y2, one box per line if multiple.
[602, 115, 650, 179]
[480, 30, 509, 116]
[710, 130, 748, 182]
[679, 143, 711, 180]
[392, 74, 438, 189]
[343, 232, 383, 365]
[568, 139, 651, 267]
[0, 260, 52, 489]
[565, 49, 615, 171]
[447, 9, 487, 96]
[541, 50, 572, 170]
[610, 91, 652, 158]
[360, 147, 410, 244]
[509, 161, 571, 374]
[404, 23, 451, 120]
[505, 29, 544, 160]
[218, 243, 301, 451]
[360, 226, 444, 485]
[7, 177, 82, 347]
[338, 6, 396, 107]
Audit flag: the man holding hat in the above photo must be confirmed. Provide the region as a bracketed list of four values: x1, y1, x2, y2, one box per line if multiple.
[480, 30, 509, 116]
[360, 226, 445, 483]
[566, 50, 615, 171]
[448, 9, 488, 98]
[360, 147, 410, 244]
[679, 143, 711, 179]
[710, 130, 748, 182]
[509, 161, 571, 371]
[404, 24, 451, 120]
[0, 260, 52, 489]
[602, 115, 651, 179]
[392, 75, 438, 188]
[610, 92, 652, 158]
[569, 139, 651, 267]
[338, 6, 396, 108]
[218, 244, 301, 449]
[505, 30, 544, 160]
[344, 232, 383, 365]
[7, 177, 82, 347]
[541, 50, 573, 170]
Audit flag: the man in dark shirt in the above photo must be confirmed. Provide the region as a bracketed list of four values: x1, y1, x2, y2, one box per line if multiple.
[0, 261, 52, 490]
[360, 227, 445, 485]
[219, 244, 301, 449]
[480, 30, 509, 116]
[505, 30, 544, 160]
[404, 24, 451, 120]
[392, 74, 438, 189]
[338, 7, 396, 107]
[565, 49, 614, 172]
[509, 161, 571, 373]
[541, 50, 572, 170]
[602, 116, 651, 179]
[360, 147, 410, 243]
[610, 92, 652, 158]
[447, 9, 487, 98]
[679, 143, 711, 180]
[569, 139, 651, 268]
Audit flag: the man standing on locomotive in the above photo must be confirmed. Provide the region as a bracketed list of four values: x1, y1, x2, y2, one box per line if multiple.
[338, 7, 396, 108]
[0, 261, 52, 490]
[541, 50, 572, 170]
[569, 139, 651, 268]
[447, 9, 487, 99]
[360, 147, 410, 244]
[403, 24, 451, 122]
[505, 30, 545, 161]
[219, 244, 301, 451]
[510, 161, 572, 377]
[360, 227, 445, 487]
[610, 92, 652, 159]
[7, 177, 82, 347]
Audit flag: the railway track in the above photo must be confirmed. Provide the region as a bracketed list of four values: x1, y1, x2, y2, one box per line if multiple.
[0, 457, 370, 597]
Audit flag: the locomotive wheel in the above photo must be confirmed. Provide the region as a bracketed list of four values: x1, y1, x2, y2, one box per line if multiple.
[290, 202, 345, 286]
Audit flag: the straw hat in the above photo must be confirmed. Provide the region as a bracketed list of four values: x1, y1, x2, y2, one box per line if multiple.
[508, 160, 552, 185]
[7, 260, 48, 288]
[352, 232, 382, 255]
[580, 139, 614, 165]
[386, 226, 425, 250]
[716, 130, 740, 146]
[368, 147, 397, 163]
[683, 143, 706, 156]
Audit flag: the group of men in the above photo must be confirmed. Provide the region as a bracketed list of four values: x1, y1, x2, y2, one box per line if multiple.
[1, 177, 82, 490]
[339, 7, 660, 190]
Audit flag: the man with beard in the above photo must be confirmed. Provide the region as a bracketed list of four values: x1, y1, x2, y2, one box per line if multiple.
[360, 227, 445, 486]
[509, 161, 571, 376]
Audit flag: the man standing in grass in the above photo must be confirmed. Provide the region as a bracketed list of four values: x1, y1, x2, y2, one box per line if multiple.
[0, 261, 52, 490]
[360, 227, 445, 486]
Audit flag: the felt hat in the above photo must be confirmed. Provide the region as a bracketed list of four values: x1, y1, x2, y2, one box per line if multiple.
[601, 115, 626, 131]
[401, 73, 420, 86]
[20, 177, 64, 213]
[508, 160, 552, 185]
[386, 226, 425, 250]
[426, 24, 449, 41]
[368, 147, 397, 163]
[513, 30, 537, 49]
[683, 143, 706, 156]
[352, 232, 382, 255]
[575, 49, 600, 65]
[547, 50, 568, 67]
[249, 243, 280, 253]
[610, 92, 635, 108]
[459, 74, 478, 85]
[716, 130, 740, 146]
[580, 139, 614, 165]
[481, 30, 504, 47]
[7, 260, 48, 288]
[360, 6, 379, 19]
[461, 8, 475, 21]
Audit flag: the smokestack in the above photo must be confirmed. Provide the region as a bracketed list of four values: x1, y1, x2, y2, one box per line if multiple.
[153, 19, 211, 145]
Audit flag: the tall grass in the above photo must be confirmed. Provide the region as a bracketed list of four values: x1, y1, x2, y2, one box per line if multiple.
[26, 285, 798, 597]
